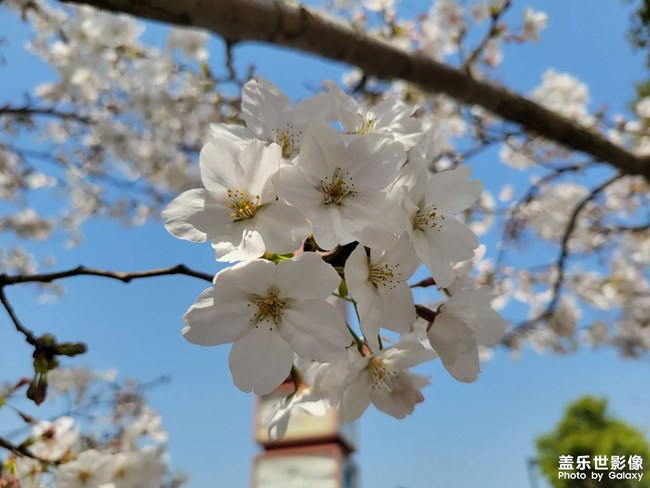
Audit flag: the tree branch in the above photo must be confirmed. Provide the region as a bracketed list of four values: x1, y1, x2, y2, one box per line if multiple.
[47, 0, 650, 180]
[0, 105, 94, 124]
[0, 264, 213, 286]
[503, 173, 623, 344]
[461, 0, 510, 70]
[0, 287, 39, 346]
[0, 436, 56, 464]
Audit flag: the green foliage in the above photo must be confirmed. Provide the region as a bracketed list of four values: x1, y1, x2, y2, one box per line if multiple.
[627, 1, 650, 103]
[536, 396, 650, 488]
[629, 0, 650, 54]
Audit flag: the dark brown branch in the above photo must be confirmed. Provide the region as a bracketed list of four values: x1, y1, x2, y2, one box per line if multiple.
[415, 304, 438, 323]
[0, 105, 94, 124]
[503, 173, 623, 344]
[495, 162, 588, 270]
[0, 287, 39, 346]
[53, 0, 650, 180]
[411, 277, 436, 288]
[0, 435, 56, 464]
[599, 221, 650, 235]
[0, 264, 213, 286]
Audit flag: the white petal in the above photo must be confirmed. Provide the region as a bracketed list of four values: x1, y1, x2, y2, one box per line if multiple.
[182, 286, 252, 346]
[427, 313, 480, 383]
[426, 167, 482, 214]
[371, 97, 413, 127]
[475, 307, 507, 346]
[276, 253, 341, 300]
[213, 259, 276, 296]
[297, 122, 346, 184]
[325, 81, 362, 132]
[235, 140, 282, 199]
[254, 202, 310, 254]
[242, 78, 290, 141]
[411, 230, 456, 287]
[369, 371, 423, 419]
[267, 407, 291, 441]
[378, 235, 421, 280]
[343, 243, 370, 298]
[339, 360, 372, 423]
[273, 165, 322, 213]
[437, 218, 479, 263]
[381, 341, 436, 369]
[310, 206, 352, 250]
[345, 134, 405, 191]
[377, 284, 416, 333]
[387, 118, 427, 149]
[162, 189, 227, 242]
[342, 191, 404, 246]
[280, 299, 350, 362]
[292, 92, 333, 132]
[229, 326, 294, 395]
[199, 139, 241, 193]
[209, 123, 254, 147]
[214, 228, 266, 262]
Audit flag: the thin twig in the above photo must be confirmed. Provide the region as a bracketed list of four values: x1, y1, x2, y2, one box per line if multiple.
[0, 287, 38, 346]
[0, 264, 213, 286]
[495, 162, 588, 271]
[0, 105, 93, 124]
[410, 277, 436, 289]
[503, 173, 623, 343]
[462, 0, 511, 70]
[0, 436, 56, 464]
[415, 304, 438, 323]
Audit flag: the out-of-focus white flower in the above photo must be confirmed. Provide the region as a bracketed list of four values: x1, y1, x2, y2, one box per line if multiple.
[532, 70, 592, 125]
[522, 7, 547, 42]
[31, 417, 79, 462]
[53, 449, 113, 488]
[167, 27, 210, 61]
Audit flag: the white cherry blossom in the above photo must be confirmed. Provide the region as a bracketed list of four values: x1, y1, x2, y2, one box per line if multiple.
[182, 253, 352, 395]
[30, 416, 79, 462]
[522, 7, 548, 42]
[13, 457, 44, 488]
[344, 237, 420, 349]
[109, 447, 167, 488]
[274, 122, 406, 250]
[217, 78, 332, 158]
[399, 166, 482, 287]
[325, 81, 426, 148]
[162, 138, 309, 262]
[53, 449, 113, 488]
[167, 27, 210, 61]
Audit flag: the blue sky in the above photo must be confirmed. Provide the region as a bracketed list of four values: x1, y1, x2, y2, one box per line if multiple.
[1, 1, 650, 487]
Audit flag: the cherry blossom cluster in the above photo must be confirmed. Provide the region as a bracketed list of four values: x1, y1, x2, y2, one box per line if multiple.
[2, 0, 649, 382]
[163, 78, 506, 428]
[0, 367, 185, 488]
